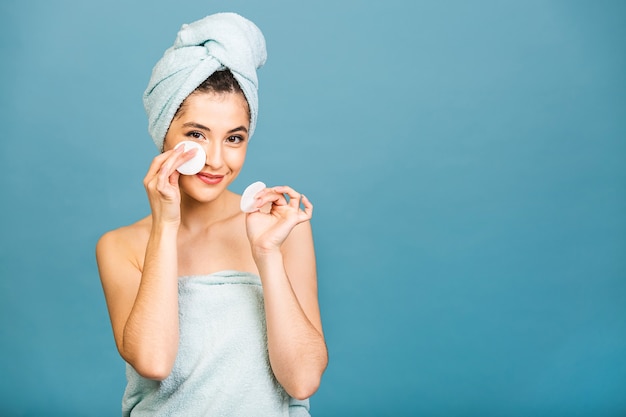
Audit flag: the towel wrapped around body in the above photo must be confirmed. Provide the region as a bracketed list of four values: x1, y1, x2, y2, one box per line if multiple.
[122, 271, 310, 417]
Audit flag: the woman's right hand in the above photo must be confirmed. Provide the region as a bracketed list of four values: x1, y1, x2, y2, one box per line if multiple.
[143, 146, 197, 225]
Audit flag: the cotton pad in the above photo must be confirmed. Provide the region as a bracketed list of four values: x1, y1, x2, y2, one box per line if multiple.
[175, 141, 206, 175]
[240, 181, 266, 213]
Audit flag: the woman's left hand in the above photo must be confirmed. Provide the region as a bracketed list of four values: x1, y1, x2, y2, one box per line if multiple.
[245, 185, 313, 254]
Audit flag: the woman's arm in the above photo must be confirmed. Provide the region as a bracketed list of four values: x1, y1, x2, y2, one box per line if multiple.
[96, 223, 179, 380]
[96, 146, 194, 380]
[246, 186, 328, 399]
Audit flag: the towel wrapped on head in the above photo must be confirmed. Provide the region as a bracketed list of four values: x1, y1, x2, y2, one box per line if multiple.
[143, 12, 267, 150]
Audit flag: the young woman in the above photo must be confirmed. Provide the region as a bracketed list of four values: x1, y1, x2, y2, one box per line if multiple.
[96, 13, 327, 416]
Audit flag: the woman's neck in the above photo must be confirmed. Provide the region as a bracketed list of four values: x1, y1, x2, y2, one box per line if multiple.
[178, 190, 238, 232]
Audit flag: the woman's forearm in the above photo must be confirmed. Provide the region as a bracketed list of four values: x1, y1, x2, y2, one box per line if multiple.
[122, 222, 180, 380]
[255, 250, 328, 400]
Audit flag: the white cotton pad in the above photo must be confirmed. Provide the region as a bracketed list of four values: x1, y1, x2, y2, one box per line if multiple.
[174, 141, 206, 175]
[240, 181, 266, 213]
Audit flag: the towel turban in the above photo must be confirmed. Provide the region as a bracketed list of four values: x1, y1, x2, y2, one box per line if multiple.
[143, 13, 267, 150]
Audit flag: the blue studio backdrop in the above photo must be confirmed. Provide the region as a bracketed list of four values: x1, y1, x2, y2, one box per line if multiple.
[1, 1, 625, 416]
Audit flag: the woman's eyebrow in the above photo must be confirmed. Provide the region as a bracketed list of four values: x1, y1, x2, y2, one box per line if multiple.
[182, 122, 210, 131]
[228, 126, 248, 133]
[181, 123, 248, 134]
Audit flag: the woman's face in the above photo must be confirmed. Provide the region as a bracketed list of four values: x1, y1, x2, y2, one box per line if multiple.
[163, 91, 250, 202]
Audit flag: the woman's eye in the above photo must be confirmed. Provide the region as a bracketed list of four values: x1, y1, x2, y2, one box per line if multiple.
[186, 131, 204, 140]
[227, 135, 244, 144]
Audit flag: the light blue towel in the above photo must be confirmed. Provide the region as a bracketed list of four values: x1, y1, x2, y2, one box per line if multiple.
[122, 271, 310, 416]
[143, 13, 267, 150]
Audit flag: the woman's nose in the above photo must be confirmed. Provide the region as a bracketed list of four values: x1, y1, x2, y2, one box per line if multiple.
[203, 142, 224, 169]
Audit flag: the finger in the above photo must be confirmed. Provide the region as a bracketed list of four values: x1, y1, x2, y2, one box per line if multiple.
[255, 187, 287, 208]
[149, 146, 197, 194]
[299, 194, 313, 220]
[144, 145, 197, 183]
[154, 147, 184, 188]
[271, 185, 301, 209]
[293, 194, 313, 223]
[156, 151, 201, 192]
[162, 146, 198, 176]
[144, 148, 180, 187]
[156, 157, 182, 193]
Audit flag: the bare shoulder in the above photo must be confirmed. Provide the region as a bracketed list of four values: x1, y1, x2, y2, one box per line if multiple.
[96, 216, 153, 354]
[96, 216, 152, 273]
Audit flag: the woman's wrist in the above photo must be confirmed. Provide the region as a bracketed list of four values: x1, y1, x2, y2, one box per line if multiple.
[252, 246, 283, 269]
[150, 219, 180, 238]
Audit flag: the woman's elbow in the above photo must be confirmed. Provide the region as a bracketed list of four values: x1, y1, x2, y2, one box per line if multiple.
[120, 349, 175, 381]
[286, 361, 327, 400]
[134, 362, 174, 381]
[287, 375, 322, 400]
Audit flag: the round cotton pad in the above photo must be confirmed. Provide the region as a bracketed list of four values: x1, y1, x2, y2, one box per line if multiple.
[174, 141, 206, 175]
[240, 181, 266, 213]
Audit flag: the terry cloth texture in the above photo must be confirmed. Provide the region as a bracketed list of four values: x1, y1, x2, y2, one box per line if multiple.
[143, 13, 267, 150]
[122, 271, 310, 417]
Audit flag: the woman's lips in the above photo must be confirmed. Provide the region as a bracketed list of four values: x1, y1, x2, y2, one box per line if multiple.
[196, 172, 224, 185]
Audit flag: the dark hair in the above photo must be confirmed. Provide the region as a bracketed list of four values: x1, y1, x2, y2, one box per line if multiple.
[174, 70, 249, 119]
[196, 70, 244, 95]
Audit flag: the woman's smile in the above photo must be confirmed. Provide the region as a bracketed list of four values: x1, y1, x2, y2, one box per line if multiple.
[196, 172, 225, 185]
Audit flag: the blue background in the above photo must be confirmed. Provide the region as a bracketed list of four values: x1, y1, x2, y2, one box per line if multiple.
[1, 1, 625, 416]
